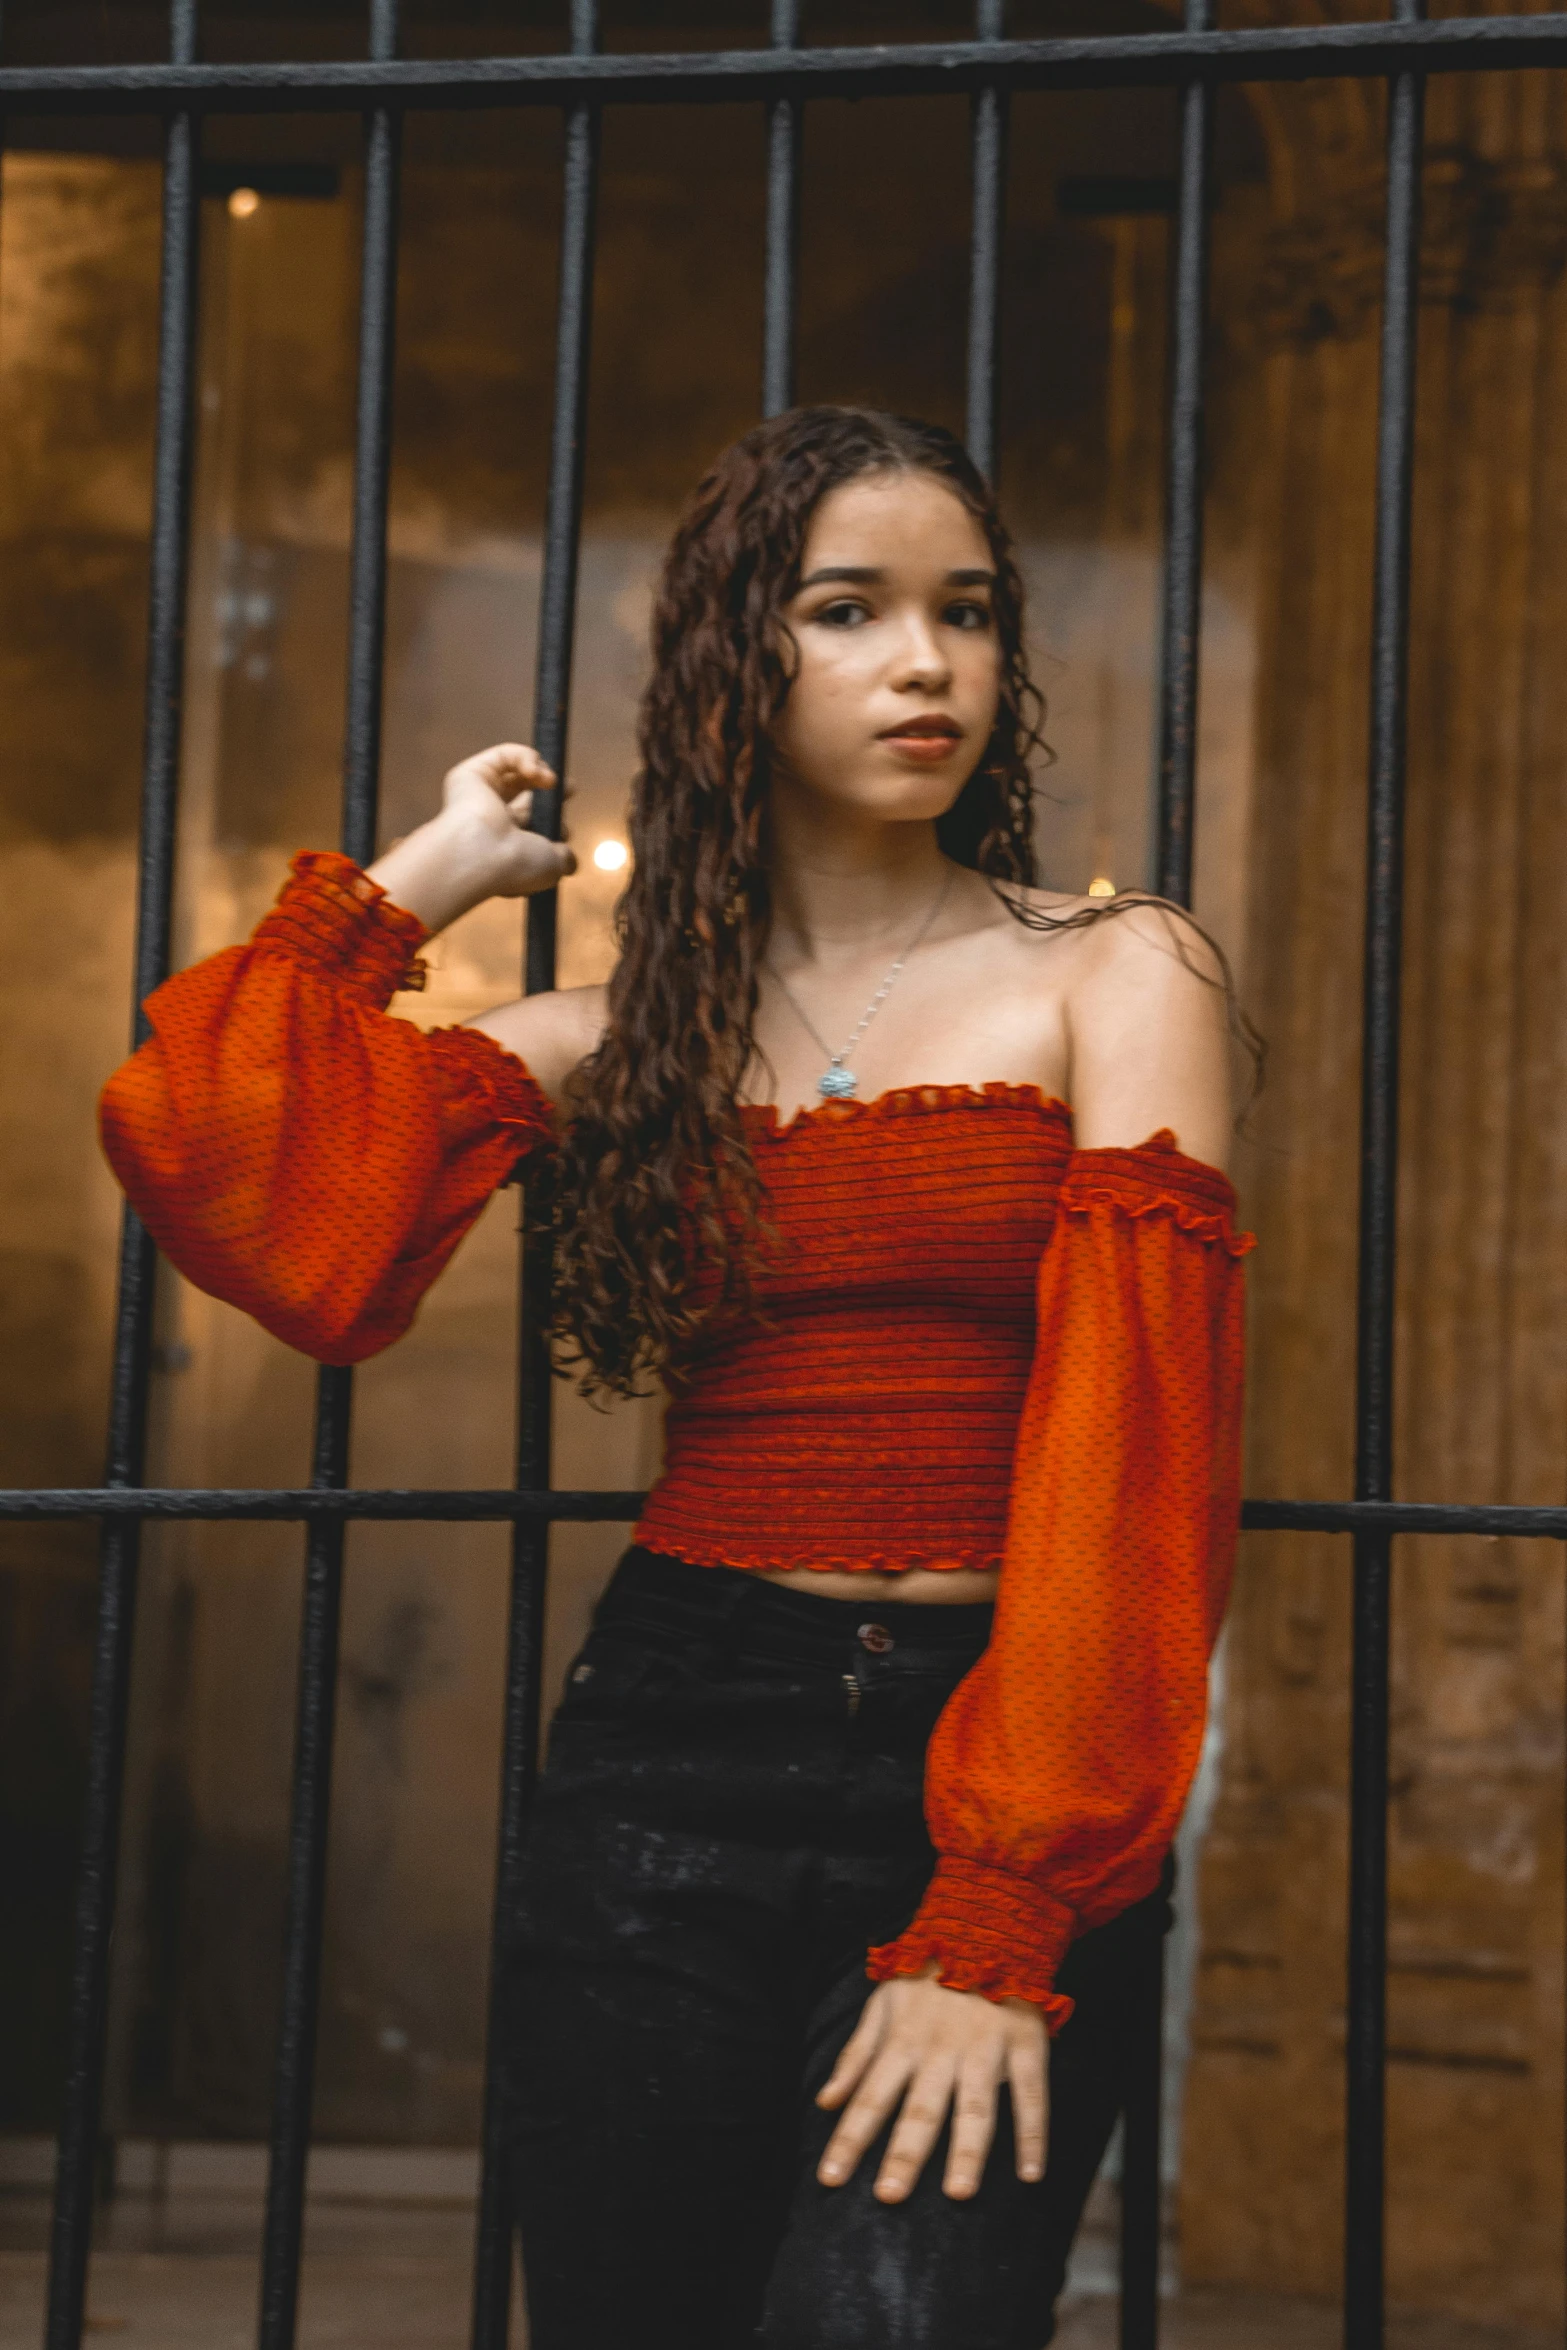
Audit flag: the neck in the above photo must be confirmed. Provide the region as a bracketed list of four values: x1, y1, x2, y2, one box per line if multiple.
[767, 795, 949, 968]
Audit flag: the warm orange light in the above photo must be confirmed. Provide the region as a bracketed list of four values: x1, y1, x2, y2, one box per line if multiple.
[228, 187, 261, 220]
[592, 839, 629, 872]
[1087, 875, 1116, 898]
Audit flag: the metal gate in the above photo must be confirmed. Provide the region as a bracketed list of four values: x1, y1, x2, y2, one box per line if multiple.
[3, 6, 1566, 2348]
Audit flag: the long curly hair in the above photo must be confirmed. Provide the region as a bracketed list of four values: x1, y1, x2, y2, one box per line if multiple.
[543, 405, 1125, 1396]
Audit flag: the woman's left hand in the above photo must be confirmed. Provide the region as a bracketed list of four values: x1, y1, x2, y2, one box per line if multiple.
[815, 1968, 1048, 2202]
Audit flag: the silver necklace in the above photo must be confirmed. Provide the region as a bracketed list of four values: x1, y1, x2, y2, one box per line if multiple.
[767, 869, 954, 1100]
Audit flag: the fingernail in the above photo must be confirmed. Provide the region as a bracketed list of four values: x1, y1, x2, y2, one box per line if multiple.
[1020, 2164, 1042, 2182]
[819, 2163, 843, 2184]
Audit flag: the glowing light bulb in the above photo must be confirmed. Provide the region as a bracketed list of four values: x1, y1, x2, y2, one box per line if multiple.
[593, 838, 629, 872]
[228, 187, 261, 220]
[1087, 875, 1116, 899]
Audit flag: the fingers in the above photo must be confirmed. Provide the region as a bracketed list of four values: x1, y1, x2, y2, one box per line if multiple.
[1007, 2036, 1049, 2185]
[817, 2046, 919, 2191]
[941, 2053, 1002, 2200]
[481, 742, 557, 797]
[813, 1982, 1051, 2209]
[494, 786, 578, 885]
[444, 741, 557, 808]
[816, 2004, 885, 2114]
[872, 2055, 958, 2204]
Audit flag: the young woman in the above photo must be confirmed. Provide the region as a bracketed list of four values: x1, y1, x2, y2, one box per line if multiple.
[100, 407, 1250, 2350]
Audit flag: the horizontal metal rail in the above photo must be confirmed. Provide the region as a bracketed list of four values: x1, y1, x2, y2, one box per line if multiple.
[4, 15, 1567, 115]
[3, 1490, 1565, 1537]
[0, 1488, 647, 1521]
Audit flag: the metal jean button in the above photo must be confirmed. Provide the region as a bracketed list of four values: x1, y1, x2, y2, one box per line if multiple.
[857, 1622, 894, 1656]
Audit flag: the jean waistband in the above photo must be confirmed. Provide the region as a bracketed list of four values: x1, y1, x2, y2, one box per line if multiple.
[599, 1545, 994, 1667]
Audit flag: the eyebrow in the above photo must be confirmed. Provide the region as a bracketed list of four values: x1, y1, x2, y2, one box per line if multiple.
[796, 565, 998, 590]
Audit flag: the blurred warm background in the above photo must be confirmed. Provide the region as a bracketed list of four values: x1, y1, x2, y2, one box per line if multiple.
[0, 2, 1562, 2341]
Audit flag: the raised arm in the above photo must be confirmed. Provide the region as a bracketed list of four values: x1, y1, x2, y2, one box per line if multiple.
[100, 746, 592, 1364]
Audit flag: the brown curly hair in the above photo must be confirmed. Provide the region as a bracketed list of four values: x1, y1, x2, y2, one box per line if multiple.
[543, 406, 1050, 1398]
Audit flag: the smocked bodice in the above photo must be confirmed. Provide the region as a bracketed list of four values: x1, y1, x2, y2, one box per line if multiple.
[633, 1086, 1073, 1575]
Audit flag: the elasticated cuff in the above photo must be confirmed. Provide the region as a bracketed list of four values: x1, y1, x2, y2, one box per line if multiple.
[421, 1024, 557, 1149]
[253, 850, 429, 1008]
[867, 1857, 1078, 2032]
[1059, 1131, 1254, 1255]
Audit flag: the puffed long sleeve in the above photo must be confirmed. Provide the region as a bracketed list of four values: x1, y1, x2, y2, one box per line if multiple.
[868, 1135, 1251, 2029]
[99, 851, 555, 1364]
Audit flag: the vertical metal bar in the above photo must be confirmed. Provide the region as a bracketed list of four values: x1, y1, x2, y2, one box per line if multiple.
[1346, 10, 1423, 2349]
[1154, 0, 1214, 909]
[761, 0, 801, 418]
[255, 7, 401, 2345]
[470, 9, 599, 2343]
[965, 0, 1008, 481]
[1119, 1933, 1166, 2350]
[1116, 14, 1216, 2343]
[43, 9, 201, 2346]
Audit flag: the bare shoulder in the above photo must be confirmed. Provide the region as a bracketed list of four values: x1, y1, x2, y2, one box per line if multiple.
[1053, 894, 1235, 1168]
[1070, 893, 1229, 1007]
[980, 883, 1224, 996]
[468, 982, 609, 1110]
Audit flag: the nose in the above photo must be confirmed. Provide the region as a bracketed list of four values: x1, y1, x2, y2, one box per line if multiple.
[887, 608, 951, 694]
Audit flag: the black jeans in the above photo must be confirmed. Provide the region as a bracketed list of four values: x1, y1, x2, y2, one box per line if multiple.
[499, 1547, 1171, 2350]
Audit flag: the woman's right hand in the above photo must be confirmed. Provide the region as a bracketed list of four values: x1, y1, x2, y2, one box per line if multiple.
[366, 743, 578, 934]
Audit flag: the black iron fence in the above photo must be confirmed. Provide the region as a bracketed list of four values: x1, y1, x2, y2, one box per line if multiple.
[2, 6, 1565, 2349]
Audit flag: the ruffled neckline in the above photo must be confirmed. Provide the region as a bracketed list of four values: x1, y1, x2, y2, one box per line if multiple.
[742, 1080, 1073, 1140]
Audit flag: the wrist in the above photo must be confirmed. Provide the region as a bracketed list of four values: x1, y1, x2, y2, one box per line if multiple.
[366, 809, 496, 935]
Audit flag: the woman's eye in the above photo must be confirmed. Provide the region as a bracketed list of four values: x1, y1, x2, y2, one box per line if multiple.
[945, 600, 993, 632]
[816, 599, 871, 629]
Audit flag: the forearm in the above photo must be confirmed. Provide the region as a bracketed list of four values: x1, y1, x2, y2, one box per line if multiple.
[366, 811, 501, 936]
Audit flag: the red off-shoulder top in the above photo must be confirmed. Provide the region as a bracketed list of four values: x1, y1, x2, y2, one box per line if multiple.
[100, 852, 1252, 2027]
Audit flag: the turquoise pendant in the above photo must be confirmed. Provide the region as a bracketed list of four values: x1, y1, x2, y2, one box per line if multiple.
[817, 1063, 857, 1099]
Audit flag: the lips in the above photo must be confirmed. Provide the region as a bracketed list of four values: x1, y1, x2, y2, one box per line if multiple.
[879, 719, 962, 743]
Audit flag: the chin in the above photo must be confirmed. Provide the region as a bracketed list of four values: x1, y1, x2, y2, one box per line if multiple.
[835, 767, 971, 826]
